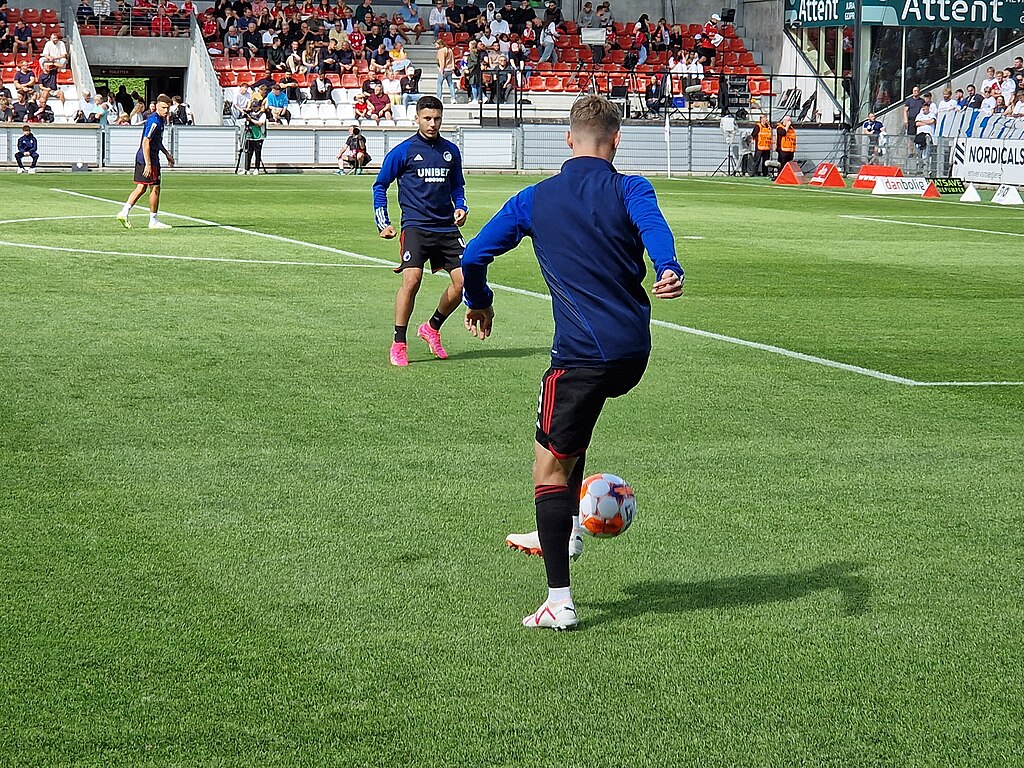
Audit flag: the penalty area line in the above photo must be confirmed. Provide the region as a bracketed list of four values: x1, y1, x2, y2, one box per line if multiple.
[48, 189, 1023, 387]
[839, 215, 1024, 239]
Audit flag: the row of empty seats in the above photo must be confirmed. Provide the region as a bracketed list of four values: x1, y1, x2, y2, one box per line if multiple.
[0, 8, 60, 24]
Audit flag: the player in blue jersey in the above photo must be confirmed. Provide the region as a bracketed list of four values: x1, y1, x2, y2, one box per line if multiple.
[117, 94, 175, 230]
[461, 96, 685, 630]
[373, 95, 468, 367]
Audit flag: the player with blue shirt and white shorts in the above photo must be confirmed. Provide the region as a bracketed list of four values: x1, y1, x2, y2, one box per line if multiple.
[462, 95, 685, 630]
[372, 95, 468, 367]
[117, 95, 175, 230]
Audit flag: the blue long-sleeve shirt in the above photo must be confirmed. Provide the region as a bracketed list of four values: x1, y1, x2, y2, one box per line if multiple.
[462, 156, 683, 367]
[372, 132, 467, 233]
[17, 134, 38, 154]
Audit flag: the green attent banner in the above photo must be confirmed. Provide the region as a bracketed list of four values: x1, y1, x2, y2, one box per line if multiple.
[785, 0, 1024, 28]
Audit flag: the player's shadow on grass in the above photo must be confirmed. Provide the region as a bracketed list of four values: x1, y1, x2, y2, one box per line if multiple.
[582, 561, 869, 629]
[450, 346, 546, 361]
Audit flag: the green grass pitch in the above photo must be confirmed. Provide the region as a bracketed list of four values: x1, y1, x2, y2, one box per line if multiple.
[1, 171, 1022, 766]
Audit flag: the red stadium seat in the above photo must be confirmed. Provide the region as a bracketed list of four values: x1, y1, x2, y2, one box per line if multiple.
[41, 9, 59, 24]
[701, 78, 719, 95]
[100, 24, 116, 35]
[21, 9, 40, 23]
[249, 57, 266, 71]
[455, 32, 469, 43]
[79, 24, 98, 35]
[0, 53, 13, 66]
[526, 75, 544, 91]
[438, 32, 453, 46]
[544, 75, 562, 90]
[578, 46, 592, 62]
[230, 57, 248, 71]
[563, 21, 577, 33]
[605, 50, 624, 64]
[57, 69, 74, 84]
[219, 72, 237, 86]
[235, 72, 255, 85]
[561, 48, 578, 63]
[341, 74, 360, 88]
[612, 22, 625, 34]
[687, 24, 702, 35]
[212, 56, 229, 71]
[5, 8, 19, 22]
[326, 73, 341, 86]
[132, 26, 150, 36]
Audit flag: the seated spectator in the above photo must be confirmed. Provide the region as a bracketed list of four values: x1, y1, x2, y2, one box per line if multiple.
[980, 86, 996, 116]
[242, 21, 263, 57]
[961, 84, 982, 109]
[37, 62, 64, 107]
[490, 11, 509, 36]
[278, 73, 302, 103]
[338, 126, 370, 174]
[87, 92, 110, 123]
[0, 95, 12, 123]
[366, 80, 392, 120]
[396, 0, 422, 43]
[400, 66, 420, 106]
[514, 0, 535, 34]
[12, 19, 32, 56]
[444, 0, 462, 31]
[993, 94, 1006, 114]
[998, 69, 1016, 100]
[224, 25, 244, 55]
[936, 87, 957, 115]
[77, 0, 95, 22]
[577, 1, 596, 27]
[153, 7, 175, 37]
[266, 37, 288, 71]
[348, 24, 366, 59]
[980, 65, 998, 93]
[105, 91, 123, 123]
[15, 124, 38, 173]
[286, 40, 306, 71]
[309, 71, 333, 99]
[265, 82, 291, 122]
[202, 13, 220, 42]
[463, 0, 482, 28]
[320, 39, 340, 72]
[1008, 92, 1024, 117]
[13, 62, 36, 99]
[232, 82, 254, 117]
[41, 33, 69, 71]
[301, 40, 321, 71]
[0, 21, 10, 54]
[428, 0, 447, 36]
[352, 90, 371, 119]
[487, 53, 514, 103]
[336, 39, 356, 72]
[12, 92, 31, 122]
[93, 0, 111, 21]
[369, 42, 390, 74]
[382, 65, 401, 103]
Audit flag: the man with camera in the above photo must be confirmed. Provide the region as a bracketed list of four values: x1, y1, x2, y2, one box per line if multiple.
[240, 97, 267, 175]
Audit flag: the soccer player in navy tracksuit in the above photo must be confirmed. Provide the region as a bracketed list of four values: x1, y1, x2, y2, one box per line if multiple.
[15, 125, 38, 173]
[462, 95, 685, 630]
[117, 94, 176, 230]
[373, 95, 468, 367]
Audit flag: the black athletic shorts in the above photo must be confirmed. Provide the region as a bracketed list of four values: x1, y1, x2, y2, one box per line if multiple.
[134, 162, 161, 186]
[536, 359, 648, 459]
[394, 227, 464, 273]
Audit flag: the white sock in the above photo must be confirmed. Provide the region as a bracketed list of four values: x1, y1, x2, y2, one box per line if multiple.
[548, 586, 572, 605]
[571, 514, 581, 534]
[120, 204, 131, 216]
[150, 212, 158, 223]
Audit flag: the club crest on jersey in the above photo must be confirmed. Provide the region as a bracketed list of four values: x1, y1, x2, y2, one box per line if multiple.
[403, 251, 412, 261]
[443, 151, 453, 162]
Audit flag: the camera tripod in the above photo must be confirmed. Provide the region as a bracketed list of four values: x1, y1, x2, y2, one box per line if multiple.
[235, 125, 269, 175]
[567, 59, 599, 96]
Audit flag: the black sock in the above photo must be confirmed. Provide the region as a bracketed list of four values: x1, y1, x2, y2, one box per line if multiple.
[428, 308, 450, 331]
[568, 453, 586, 502]
[394, 325, 407, 343]
[535, 484, 572, 588]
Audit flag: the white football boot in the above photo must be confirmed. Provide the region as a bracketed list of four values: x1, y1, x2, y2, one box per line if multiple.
[505, 530, 584, 561]
[522, 600, 579, 631]
[148, 220, 172, 229]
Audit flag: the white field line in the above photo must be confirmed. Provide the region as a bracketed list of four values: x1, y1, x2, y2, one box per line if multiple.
[838, 214, 1024, 239]
[48, 188, 1023, 387]
[0, 215, 115, 225]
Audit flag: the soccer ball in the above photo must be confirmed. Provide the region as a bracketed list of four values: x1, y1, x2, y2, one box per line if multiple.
[579, 473, 636, 537]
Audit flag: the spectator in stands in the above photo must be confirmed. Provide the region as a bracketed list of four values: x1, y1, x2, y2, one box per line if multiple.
[265, 82, 291, 122]
[364, 21, 384, 50]
[77, 0, 95, 22]
[285, 39, 305, 70]
[936, 87, 957, 116]
[382, 65, 402, 103]
[860, 111, 882, 162]
[14, 124, 38, 173]
[356, 0, 374, 24]
[600, 1, 615, 26]
[998, 69, 1016, 100]
[464, 0, 484, 31]
[463, 38, 482, 102]
[902, 84, 923, 135]
[444, 0, 462, 32]
[202, 12, 221, 42]
[952, 87, 965, 108]
[369, 42, 390, 74]
[309, 70, 333, 99]
[775, 115, 795, 166]
[242, 20, 262, 56]
[37, 62, 64, 108]
[319, 38, 340, 71]
[114, 86, 133, 115]
[13, 62, 36, 100]
[396, 0, 422, 43]
[668, 24, 683, 49]
[490, 10, 509, 37]
[348, 22, 366, 58]
[980, 65, 998, 93]
[12, 92, 31, 122]
[232, 82, 253, 117]
[542, 0, 561, 27]
[170, 95, 191, 124]
[338, 125, 369, 173]
[435, 38, 456, 103]
[428, 0, 447, 36]
[366, 80, 391, 120]
[400, 65, 420, 106]
[153, 7, 176, 36]
[12, 19, 32, 56]
[302, 39, 321, 70]
[224, 24, 244, 54]
[487, 53, 514, 103]
[538, 17, 558, 64]
[961, 83, 981, 109]
[576, 1, 596, 28]
[352, 89, 371, 118]
[0, 95, 12, 123]
[651, 18, 669, 52]
[0, 20, 10, 54]
[105, 91, 124, 123]
[632, 14, 650, 67]
[914, 101, 935, 164]
[263, 36, 285, 70]
[1008, 92, 1024, 118]
[980, 86, 996, 116]
[993, 94, 1007, 114]
[514, 0, 534, 34]
[697, 13, 721, 64]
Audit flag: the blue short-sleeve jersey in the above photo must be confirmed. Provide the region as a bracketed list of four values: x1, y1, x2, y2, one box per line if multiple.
[135, 113, 165, 165]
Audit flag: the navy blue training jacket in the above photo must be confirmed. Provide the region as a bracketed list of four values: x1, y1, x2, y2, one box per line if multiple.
[462, 156, 683, 367]
[372, 132, 468, 233]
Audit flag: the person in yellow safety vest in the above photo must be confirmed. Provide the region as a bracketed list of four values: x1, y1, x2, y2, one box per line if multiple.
[776, 115, 796, 167]
[750, 114, 773, 176]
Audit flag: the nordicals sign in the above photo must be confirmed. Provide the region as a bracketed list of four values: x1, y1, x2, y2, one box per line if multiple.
[951, 138, 1024, 185]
